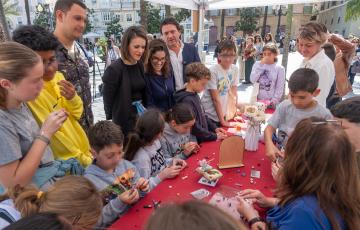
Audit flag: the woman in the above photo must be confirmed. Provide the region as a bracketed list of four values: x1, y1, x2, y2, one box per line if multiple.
[237, 118, 360, 229]
[264, 33, 274, 44]
[243, 36, 257, 84]
[102, 26, 148, 137]
[298, 22, 335, 107]
[0, 42, 73, 193]
[105, 38, 121, 68]
[254, 34, 264, 61]
[144, 39, 175, 112]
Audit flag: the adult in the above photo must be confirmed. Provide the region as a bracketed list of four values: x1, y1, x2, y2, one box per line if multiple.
[12, 25, 92, 167]
[0, 42, 79, 193]
[160, 17, 201, 91]
[254, 34, 264, 61]
[264, 33, 274, 44]
[53, 0, 93, 131]
[102, 26, 148, 137]
[243, 36, 256, 84]
[298, 22, 335, 107]
[237, 118, 360, 229]
[105, 38, 121, 68]
[144, 39, 175, 112]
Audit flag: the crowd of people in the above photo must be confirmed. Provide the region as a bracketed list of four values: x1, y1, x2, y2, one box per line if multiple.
[0, 0, 360, 229]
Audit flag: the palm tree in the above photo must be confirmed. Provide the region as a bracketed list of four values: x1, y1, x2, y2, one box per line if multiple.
[139, 0, 148, 31]
[0, 0, 10, 41]
[345, 0, 360, 22]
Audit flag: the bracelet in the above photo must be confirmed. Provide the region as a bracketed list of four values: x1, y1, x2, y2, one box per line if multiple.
[36, 135, 50, 145]
[248, 216, 264, 227]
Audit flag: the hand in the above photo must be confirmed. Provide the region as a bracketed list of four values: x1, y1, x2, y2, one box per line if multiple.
[57, 80, 76, 100]
[238, 189, 274, 208]
[40, 109, 68, 138]
[265, 143, 282, 162]
[220, 120, 232, 128]
[237, 196, 259, 221]
[136, 177, 150, 192]
[271, 162, 281, 182]
[215, 128, 227, 140]
[158, 165, 182, 180]
[118, 188, 139, 205]
[172, 158, 187, 170]
[182, 142, 200, 156]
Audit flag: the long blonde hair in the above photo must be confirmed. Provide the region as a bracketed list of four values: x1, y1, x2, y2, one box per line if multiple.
[0, 176, 103, 229]
[0, 42, 41, 109]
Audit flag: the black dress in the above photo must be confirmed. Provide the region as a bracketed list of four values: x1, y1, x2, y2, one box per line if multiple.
[102, 58, 147, 136]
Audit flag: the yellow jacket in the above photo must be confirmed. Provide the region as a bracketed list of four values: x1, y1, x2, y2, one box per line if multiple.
[28, 72, 92, 166]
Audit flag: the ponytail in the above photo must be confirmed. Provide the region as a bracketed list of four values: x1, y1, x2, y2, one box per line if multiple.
[6, 185, 42, 218]
[125, 109, 165, 161]
[165, 103, 195, 124]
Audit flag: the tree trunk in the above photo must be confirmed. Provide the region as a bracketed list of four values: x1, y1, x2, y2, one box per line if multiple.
[281, 4, 293, 74]
[140, 0, 148, 31]
[261, 6, 268, 39]
[0, 0, 10, 41]
[220, 9, 225, 39]
[165, 5, 171, 18]
[24, 0, 31, 25]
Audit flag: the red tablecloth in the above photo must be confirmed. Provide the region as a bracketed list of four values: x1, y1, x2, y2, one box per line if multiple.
[109, 139, 276, 230]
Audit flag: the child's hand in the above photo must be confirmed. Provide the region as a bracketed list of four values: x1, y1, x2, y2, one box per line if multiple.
[220, 120, 232, 127]
[183, 142, 200, 156]
[118, 188, 139, 205]
[136, 177, 150, 192]
[172, 158, 187, 170]
[271, 162, 281, 182]
[238, 189, 275, 208]
[236, 196, 259, 221]
[158, 165, 182, 180]
[215, 128, 227, 140]
[57, 80, 76, 100]
[265, 143, 282, 162]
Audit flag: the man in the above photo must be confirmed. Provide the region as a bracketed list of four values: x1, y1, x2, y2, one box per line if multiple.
[331, 96, 360, 172]
[53, 0, 93, 131]
[160, 17, 201, 91]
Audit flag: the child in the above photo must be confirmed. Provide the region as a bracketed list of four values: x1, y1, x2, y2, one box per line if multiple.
[238, 118, 360, 229]
[160, 103, 199, 160]
[243, 36, 257, 84]
[4, 213, 73, 230]
[0, 176, 102, 229]
[298, 22, 335, 107]
[125, 109, 187, 188]
[174, 62, 227, 143]
[250, 43, 285, 107]
[264, 68, 332, 162]
[331, 96, 360, 172]
[145, 200, 247, 230]
[85, 121, 150, 227]
[201, 39, 239, 127]
[12, 25, 92, 167]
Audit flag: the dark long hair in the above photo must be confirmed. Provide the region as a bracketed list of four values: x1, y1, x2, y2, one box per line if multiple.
[276, 117, 360, 229]
[121, 26, 148, 63]
[165, 103, 195, 124]
[145, 39, 171, 76]
[125, 109, 165, 161]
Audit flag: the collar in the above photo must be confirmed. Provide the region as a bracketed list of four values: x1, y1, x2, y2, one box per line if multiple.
[168, 41, 184, 54]
[302, 49, 326, 68]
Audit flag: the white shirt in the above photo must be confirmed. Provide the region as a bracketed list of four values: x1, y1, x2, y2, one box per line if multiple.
[201, 64, 239, 122]
[169, 42, 184, 91]
[300, 49, 335, 107]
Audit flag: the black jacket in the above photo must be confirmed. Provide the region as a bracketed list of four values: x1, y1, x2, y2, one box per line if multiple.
[102, 59, 147, 135]
[174, 89, 217, 143]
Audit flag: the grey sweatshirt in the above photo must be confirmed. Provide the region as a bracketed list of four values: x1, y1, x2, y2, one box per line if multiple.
[84, 160, 148, 227]
[160, 123, 192, 160]
[131, 139, 171, 189]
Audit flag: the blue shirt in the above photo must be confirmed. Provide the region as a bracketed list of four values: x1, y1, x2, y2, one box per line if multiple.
[267, 195, 346, 230]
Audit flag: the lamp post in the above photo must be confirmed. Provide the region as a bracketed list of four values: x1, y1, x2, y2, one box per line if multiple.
[273, 5, 286, 42]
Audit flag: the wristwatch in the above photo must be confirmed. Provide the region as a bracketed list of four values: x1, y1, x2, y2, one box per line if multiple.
[248, 216, 264, 227]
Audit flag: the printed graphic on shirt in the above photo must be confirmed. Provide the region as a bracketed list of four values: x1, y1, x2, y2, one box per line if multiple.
[100, 168, 135, 204]
[218, 73, 233, 96]
[258, 70, 272, 91]
[150, 148, 166, 176]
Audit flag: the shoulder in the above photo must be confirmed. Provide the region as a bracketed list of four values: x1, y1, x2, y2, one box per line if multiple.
[119, 159, 137, 170]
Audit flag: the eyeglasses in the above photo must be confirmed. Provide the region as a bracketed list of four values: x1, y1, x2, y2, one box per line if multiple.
[311, 119, 342, 126]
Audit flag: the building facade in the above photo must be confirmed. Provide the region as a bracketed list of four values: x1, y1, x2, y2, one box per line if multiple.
[316, 0, 360, 38]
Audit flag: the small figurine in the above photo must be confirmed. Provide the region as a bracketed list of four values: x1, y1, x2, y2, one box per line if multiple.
[196, 159, 223, 181]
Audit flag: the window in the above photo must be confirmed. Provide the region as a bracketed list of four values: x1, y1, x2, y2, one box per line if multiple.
[102, 12, 111, 21]
[126, 13, 132, 22]
[226, 9, 237, 16]
[209, 10, 219, 16]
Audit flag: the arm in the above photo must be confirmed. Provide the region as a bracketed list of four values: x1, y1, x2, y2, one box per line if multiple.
[192, 115, 217, 142]
[329, 34, 355, 66]
[264, 125, 280, 162]
[209, 89, 227, 125]
[250, 62, 264, 83]
[193, 45, 201, 62]
[271, 66, 286, 105]
[102, 65, 121, 120]
[99, 196, 129, 227]
[62, 94, 83, 120]
[144, 76, 155, 108]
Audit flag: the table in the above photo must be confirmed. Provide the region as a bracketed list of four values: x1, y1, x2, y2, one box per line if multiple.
[109, 137, 276, 229]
